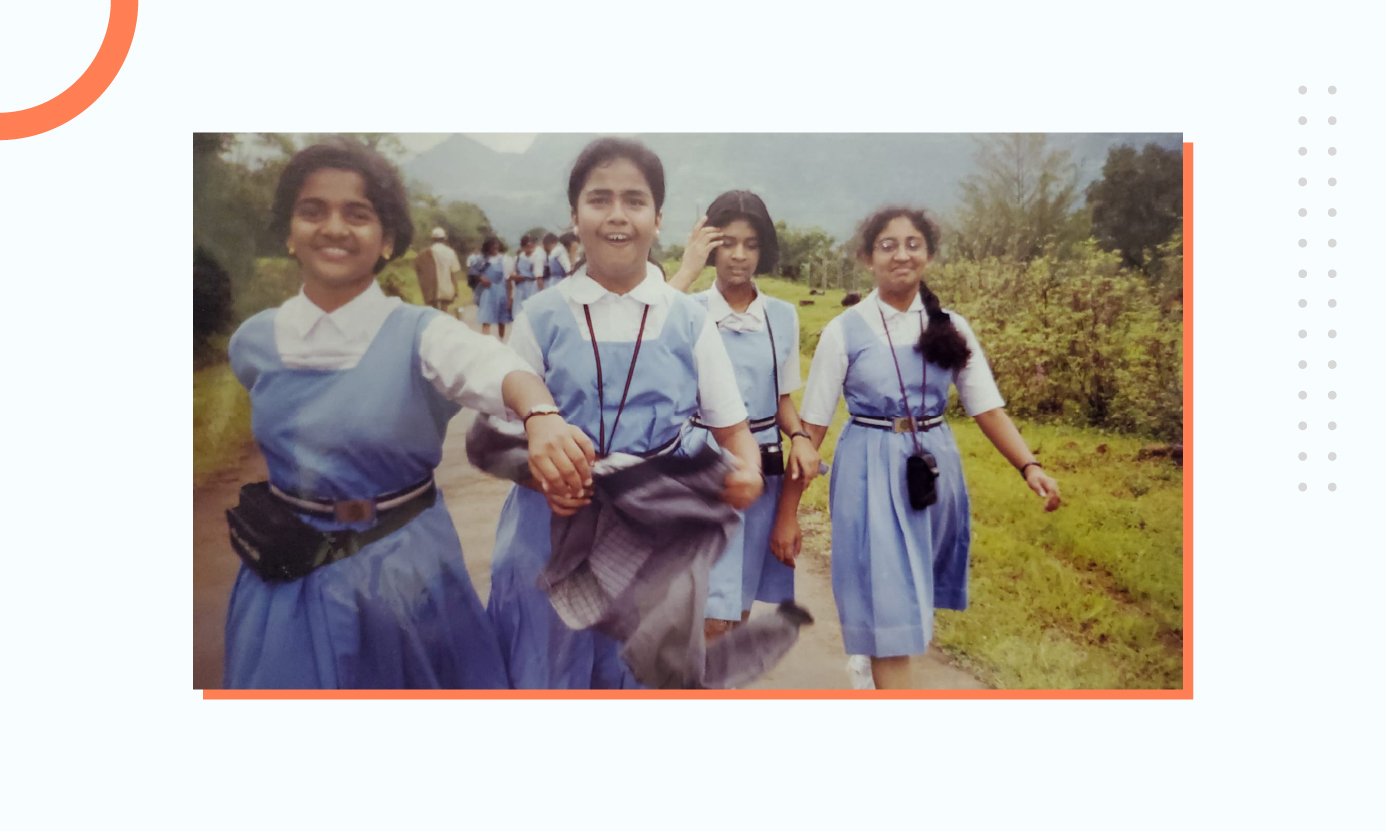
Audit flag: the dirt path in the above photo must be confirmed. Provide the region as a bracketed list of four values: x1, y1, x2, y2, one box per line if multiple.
[192, 309, 984, 691]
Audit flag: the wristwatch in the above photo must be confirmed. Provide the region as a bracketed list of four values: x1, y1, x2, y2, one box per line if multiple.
[522, 404, 562, 427]
[788, 430, 812, 442]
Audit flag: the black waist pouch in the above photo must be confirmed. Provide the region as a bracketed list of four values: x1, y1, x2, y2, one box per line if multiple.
[226, 482, 334, 582]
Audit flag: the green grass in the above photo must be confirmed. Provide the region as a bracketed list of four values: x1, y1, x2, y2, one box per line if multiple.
[193, 361, 253, 486]
[934, 423, 1182, 689]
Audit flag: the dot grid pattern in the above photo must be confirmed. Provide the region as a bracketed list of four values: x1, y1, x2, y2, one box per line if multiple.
[1297, 84, 1339, 494]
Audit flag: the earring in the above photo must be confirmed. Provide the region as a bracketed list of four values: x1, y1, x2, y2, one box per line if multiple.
[382, 246, 393, 259]
[287, 243, 296, 256]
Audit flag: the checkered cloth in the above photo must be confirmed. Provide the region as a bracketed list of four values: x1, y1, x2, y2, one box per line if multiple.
[467, 416, 811, 689]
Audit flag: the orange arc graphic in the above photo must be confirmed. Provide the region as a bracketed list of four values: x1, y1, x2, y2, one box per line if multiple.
[0, 0, 139, 140]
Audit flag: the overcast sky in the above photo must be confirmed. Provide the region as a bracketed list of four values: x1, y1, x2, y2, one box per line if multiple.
[401, 133, 536, 156]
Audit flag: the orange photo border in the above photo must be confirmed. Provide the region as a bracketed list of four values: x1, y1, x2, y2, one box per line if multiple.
[205, 141, 1195, 701]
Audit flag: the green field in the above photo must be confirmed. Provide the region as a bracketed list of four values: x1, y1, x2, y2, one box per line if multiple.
[194, 267, 1184, 688]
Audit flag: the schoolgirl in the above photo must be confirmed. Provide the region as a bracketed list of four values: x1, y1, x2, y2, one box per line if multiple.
[796, 207, 1061, 689]
[667, 191, 820, 639]
[487, 137, 765, 689]
[476, 236, 512, 338]
[223, 139, 595, 688]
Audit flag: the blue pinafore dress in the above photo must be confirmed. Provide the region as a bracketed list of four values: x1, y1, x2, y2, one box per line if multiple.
[512, 253, 540, 311]
[828, 310, 971, 658]
[477, 255, 512, 325]
[545, 251, 568, 290]
[487, 288, 708, 689]
[686, 293, 797, 620]
[223, 304, 509, 688]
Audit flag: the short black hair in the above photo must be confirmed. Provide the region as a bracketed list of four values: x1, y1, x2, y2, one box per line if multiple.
[704, 189, 779, 275]
[855, 206, 941, 260]
[270, 138, 413, 274]
[542, 232, 559, 246]
[567, 137, 666, 212]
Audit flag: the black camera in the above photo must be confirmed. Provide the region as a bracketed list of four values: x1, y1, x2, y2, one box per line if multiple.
[760, 443, 786, 477]
[906, 452, 939, 509]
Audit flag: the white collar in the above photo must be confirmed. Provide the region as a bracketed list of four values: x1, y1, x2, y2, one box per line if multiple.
[565, 262, 668, 306]
[866, 288, 924, 319]
[279, 281, 397, 340]
[705, 281, 766, 324]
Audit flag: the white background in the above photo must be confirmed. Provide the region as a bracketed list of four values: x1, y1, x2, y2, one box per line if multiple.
[1, 1, 1383, 830]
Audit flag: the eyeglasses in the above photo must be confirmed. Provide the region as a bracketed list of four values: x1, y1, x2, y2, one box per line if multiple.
[874, 237, 927, 254]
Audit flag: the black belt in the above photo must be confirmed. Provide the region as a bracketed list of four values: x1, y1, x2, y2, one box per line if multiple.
[269, 475, 436, 524]
[633, 431, 683, 459]
[690, 415, 777, 432]
[850, 414, 945, 433]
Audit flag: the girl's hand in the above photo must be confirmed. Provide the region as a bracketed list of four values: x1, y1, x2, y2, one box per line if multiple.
[525, 414, 595, 499]
[546, 489, 592, 517]
[721, 460, 763, 510]
[681, 216, 724, 273]
[769, 513, 802, 566]
[1025, 467, 1062, 512]
[786, 435, 821, 482]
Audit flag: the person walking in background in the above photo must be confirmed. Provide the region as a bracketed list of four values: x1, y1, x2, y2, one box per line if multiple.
[425, 226, 461, 315]
[222, 138, 596, 689]
[509, 234, 543, 314]
[541, 231, 570, 290]
[466, 247, 487, 308]
[476, 236, 511, 339]
[795, 206, 1061, 690]
[560, 230, 581, 277]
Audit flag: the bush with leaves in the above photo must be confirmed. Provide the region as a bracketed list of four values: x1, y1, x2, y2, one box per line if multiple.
[928, 240, 1181, 441]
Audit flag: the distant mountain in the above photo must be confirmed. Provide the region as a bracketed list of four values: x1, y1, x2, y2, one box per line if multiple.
[403, 133, 1182, 245]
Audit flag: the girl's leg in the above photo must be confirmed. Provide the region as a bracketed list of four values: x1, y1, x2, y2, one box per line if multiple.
[497, 323, 507, 340]
[870, 655, 914, 689]
[704, 618, 737, 642]
[482, 323, 491, 335]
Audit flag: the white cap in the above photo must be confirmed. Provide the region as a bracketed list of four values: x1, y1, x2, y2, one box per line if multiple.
[431, 227, 447, 240]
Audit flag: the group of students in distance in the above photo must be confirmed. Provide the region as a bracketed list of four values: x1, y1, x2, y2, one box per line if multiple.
[222, 136, 1062, 692]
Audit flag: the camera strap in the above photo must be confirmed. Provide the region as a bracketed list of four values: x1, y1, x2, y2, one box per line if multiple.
[583, 303, 651, 458]
[877, 301, 930, 457]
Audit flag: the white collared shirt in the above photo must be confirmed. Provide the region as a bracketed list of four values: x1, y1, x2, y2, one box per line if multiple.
[508, 263, 749, 428]
[799, 289, 1005, 425]
[702, 282, 802, 395]
[268, 282, 533, 418]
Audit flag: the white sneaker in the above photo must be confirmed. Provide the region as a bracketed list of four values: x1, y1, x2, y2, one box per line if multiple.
[847, 654, 875, 690]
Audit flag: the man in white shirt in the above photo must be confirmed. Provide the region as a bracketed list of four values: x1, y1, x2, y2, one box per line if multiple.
[426, 227, 463, 317]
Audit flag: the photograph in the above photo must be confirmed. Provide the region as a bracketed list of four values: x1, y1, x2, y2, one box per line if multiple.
[193, 131, 1187, 694]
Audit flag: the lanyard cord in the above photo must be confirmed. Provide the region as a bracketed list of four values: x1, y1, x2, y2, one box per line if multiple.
[582, 303, 651, 457]
[763, 298, 781, 422]
[877, 301, 929, 456]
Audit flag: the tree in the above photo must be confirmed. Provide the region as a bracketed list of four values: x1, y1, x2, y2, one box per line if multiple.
[1085, 143, 1183, 272]
[774, 221, 836, 280]
[410, 192, 496, 256]
[951, 134, 1086, 263]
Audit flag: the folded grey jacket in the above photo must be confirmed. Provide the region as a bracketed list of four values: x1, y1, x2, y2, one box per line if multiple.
[467, 416, 811, 689]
